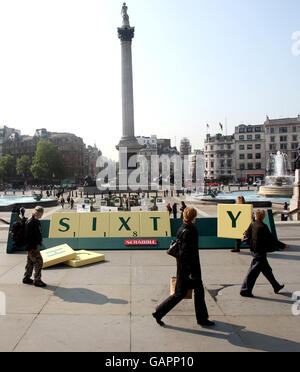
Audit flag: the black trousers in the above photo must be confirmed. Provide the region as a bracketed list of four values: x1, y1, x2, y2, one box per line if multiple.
[154, 278, 209, 323]
[241, 252, 280, 293]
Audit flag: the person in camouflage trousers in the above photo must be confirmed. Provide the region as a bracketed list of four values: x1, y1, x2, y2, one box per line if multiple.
[23, 206, 47, 288]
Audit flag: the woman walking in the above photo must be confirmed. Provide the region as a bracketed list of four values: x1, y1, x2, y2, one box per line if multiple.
[152, 207, 215, 327]
[240, 209, 289, 297]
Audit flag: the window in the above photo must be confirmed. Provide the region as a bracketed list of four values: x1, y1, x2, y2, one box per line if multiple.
[239, 145, 245, 150]
[293, 152, 298, 159]
[256, 163, 262, 170]
[269, 144, 276, 151]
[211, 162, 214, 168]
[292, 143, 299, 150]
[247, 135, 252, 140]
[293, 135, 298, 141]
[255, 134, 261, 140]
[227, 161, 232, 168]
[227, 145, 231, 150]
[293, 126, 297, 133]
[280, 143, 287, 150]
[256, 153, 261, 159]
[270, 128, 275, 134]
[255, 144, 261, 150]
[247, 154, 253, 159]
[247, 127, 253, 133]
[280, 136, 287, 142]
[247, 144, 253, 150]
[239, 154, 245, 160]
[240, 164, 245, 170]
[248, 163, 253, 170]
[255, 126, 262, 132]
[270, 136, 276, 143]
[279, 127, 288, 133]
[239, 127, 246, 133]
[210, 154, 214, 157]
[239, 135, 245, 141]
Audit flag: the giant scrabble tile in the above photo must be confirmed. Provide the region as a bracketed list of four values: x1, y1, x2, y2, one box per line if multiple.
[49, 213, 80, 238]
[217, 204, 253, 239]
[140, 212, 171, 237]
[64, 250, 105, 268]
[109, 212, 140, 238]
[78, 213, 110, 238]
[41, 244, 77, 268]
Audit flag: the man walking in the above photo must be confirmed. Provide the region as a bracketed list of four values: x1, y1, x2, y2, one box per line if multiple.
[23, 206, 47, 288]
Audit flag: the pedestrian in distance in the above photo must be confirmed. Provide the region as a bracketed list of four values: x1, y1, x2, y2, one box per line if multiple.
[70, 198, 74, 210]
[281, 202, 289, 222]
[60, 197, 65, 208]
[152, 207, 215, 327]
[231, 196, 246, 253]
[180, 201, 187, 219]
[172, 203, 178, 219]
[167, 203, 172, 215]
[23, 206, 47, 288]
[240, 209, 289, 298]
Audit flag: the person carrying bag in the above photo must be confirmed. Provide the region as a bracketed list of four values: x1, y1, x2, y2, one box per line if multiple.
[152, 207, 215, 328]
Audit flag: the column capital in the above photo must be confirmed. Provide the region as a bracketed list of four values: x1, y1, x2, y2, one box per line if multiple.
[118, 27, 135, 42]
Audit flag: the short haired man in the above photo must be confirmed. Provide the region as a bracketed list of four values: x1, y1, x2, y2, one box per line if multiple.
[23, 206, 47, 287]
[240, 209, 289, 297]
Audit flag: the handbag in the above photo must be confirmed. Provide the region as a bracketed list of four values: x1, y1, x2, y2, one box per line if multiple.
[167, 229, 186, 258]
[170, 277, 193, 299]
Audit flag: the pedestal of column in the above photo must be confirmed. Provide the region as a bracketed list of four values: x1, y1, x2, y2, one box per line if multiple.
[290, 169, 300, 221]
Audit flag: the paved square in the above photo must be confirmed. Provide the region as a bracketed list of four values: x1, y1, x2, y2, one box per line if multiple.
[0, 224, 299, 352]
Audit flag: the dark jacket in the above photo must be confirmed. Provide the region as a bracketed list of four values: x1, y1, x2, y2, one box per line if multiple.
[249, 220, 285, 254]
[176, 223, 201, 282]
[25, 216, 43, 251]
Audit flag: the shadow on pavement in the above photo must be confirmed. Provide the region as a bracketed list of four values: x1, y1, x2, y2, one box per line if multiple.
[44, 285, 128, 306]
[166, 320, 300, 352]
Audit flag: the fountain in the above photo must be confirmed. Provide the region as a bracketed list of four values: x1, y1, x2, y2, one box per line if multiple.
[259, 151, 294, 197]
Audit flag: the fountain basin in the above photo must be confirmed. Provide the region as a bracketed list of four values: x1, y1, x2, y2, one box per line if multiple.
[259, 185, 293, 198]
[0, 196, 58, 212]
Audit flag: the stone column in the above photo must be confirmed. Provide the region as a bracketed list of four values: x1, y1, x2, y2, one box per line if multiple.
[290, 169, 300, 221]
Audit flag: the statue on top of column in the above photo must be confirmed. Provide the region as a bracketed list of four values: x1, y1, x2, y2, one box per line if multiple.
[121, 2, 130, 27]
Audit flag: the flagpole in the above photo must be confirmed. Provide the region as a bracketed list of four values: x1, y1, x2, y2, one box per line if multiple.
[225, 117, 228, 136]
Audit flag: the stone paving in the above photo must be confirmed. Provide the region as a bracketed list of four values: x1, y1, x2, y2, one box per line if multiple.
[0, 194, 299, 352]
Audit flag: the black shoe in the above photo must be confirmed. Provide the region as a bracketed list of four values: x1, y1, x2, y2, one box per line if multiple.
[34, 280, 47, 288]
[198, 320, 215, 327]
[274, 285, 284, 294]
[23, 278, 34, 285]
[152, 313, 166, 327]
[231, 249, 240, 253]
[240, 291, 254, 298]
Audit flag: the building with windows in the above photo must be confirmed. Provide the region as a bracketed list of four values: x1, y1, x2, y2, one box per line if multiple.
[204, 134, 235, 183]
[265, 116, 300, 172]
[234, 124, 266, 184]
[180, 137, 192, 159]
[3, 128, 96, 184]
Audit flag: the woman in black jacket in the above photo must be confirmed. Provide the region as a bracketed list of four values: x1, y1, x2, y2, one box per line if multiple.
[240, 209, 289, 297]
[152, 207, 214, 327]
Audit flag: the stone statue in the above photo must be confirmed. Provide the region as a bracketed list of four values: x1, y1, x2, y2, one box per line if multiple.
[121, 2, 130, 27]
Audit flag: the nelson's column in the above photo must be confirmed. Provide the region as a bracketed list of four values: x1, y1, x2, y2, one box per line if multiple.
[116, 3, 143, 188]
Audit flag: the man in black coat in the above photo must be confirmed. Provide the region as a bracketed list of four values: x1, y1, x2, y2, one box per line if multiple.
[240, 209, 289, 297]
[23, 206, 47, 287]
[152, 207, 214, 327]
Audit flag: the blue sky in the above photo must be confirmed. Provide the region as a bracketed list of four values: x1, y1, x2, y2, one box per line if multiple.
[0, 0, 299, 160]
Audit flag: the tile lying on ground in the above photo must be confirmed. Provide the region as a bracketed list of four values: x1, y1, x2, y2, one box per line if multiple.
[64, 250, 105, 268]
[41, 244, 77, 269]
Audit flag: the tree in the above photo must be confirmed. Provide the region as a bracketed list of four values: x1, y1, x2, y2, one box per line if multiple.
[16, 155, 32, 179]
[30, 140, 65, 182]
[0, 155, 16, 179]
